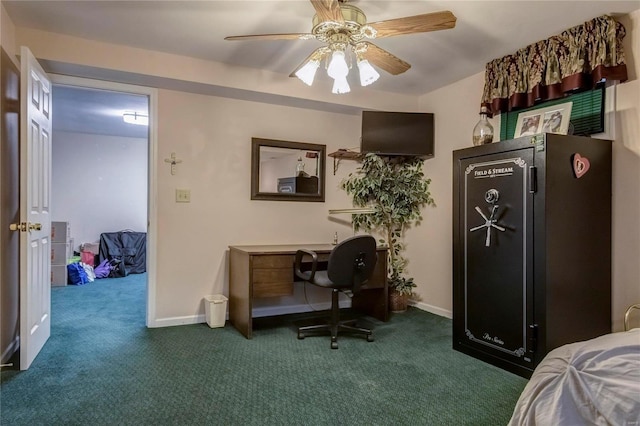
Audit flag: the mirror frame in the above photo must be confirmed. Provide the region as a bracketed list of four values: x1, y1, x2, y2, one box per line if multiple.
[251, 137, 326, 202]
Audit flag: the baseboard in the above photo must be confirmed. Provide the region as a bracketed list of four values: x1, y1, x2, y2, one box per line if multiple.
[149, 314, 207, 328]
[149, 301, 350, 328]
[148, 299, 448, 328]
[252, 302, 336, 318]
[409, 300, 453, 319]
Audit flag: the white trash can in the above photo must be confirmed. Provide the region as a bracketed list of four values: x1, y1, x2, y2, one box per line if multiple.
[204, 294, 228, 328]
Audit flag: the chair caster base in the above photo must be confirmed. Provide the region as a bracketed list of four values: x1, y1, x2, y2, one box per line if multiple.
[331, 339, 338, 349]
[367, 334, 374, 342]
[298, 332, 305, 340]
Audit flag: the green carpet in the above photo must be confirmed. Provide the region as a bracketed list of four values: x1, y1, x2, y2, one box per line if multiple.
[0, 275, 527, 425]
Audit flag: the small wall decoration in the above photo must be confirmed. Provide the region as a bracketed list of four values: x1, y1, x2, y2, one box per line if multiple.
[514, 102, 573, 138]
[164, 152, 183, 175]
[572, 153, 590, 178]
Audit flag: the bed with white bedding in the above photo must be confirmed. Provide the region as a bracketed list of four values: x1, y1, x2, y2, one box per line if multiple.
[508, 328, 640, 425]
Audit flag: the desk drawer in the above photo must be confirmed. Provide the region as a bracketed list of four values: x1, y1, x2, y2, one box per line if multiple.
[362, 251, 387, 289]
[252, 268, 293, 298]
[252, 254, 294, 269]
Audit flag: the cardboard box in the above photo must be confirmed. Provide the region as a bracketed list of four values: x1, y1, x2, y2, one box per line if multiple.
[81, 242, 99, 254]
[51, 242, 72, 265]
[51, 221, 70, 243]
[51, 265, 67, 286]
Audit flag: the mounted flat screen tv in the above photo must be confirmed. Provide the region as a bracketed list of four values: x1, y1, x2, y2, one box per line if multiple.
[361, 111, 434, 158]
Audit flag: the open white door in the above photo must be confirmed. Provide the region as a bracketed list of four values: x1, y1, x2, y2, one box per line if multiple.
[18, 46, 52, 370]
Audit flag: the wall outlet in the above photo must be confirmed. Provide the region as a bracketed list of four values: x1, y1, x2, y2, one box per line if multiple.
[175, 189, 191, 203]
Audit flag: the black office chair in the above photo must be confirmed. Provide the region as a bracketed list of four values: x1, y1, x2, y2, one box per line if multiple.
[294, 235, 378, 349]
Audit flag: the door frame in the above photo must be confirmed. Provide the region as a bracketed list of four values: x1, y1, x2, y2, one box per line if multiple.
[50, 75, 158, 327]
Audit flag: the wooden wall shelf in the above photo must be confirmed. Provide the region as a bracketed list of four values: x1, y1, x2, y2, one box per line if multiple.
[328, 150, 362, 174]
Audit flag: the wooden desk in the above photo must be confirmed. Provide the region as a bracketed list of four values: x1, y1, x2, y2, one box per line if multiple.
[228, 244, 389, 339]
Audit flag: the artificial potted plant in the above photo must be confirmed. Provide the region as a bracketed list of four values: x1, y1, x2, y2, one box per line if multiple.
[341, 153, 435, 312]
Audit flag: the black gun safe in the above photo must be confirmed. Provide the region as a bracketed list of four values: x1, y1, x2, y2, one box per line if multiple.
[452, 133, 612, 378]
[277, 175, 319, 194]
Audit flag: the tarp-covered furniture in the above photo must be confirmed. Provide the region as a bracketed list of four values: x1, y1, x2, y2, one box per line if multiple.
[98, 231, 146, 277]
[508, 329, 640, 425]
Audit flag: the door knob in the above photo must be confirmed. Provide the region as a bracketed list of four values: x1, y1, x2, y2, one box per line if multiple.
[9, 222, 27, 232]
[29, 223, 42, 231]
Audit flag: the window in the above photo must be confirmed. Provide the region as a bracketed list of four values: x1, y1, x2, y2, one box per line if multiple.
[500, 86, 604, 140]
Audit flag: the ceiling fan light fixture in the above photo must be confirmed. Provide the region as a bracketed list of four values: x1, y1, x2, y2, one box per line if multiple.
[226, 2, 457, 96]
[123, 111, 148, 126]
[327, 50, 349, 79]
[357, 59, 380, 86]
[331, 75, 351, 94]
[295, 60, 320, 86]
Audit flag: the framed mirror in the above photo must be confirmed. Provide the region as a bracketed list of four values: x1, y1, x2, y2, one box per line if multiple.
[251, 138, 326, 202]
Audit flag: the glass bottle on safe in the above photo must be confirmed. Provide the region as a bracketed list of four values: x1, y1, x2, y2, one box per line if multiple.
[473, 106, 494, 146]
[295, 157, 305, 176]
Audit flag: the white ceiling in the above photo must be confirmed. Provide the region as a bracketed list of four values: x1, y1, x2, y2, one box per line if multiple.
[4, 0, 639, 137]
[52, 85, 149, 138]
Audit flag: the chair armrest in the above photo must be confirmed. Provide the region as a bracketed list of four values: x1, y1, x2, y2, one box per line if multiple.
[294, 249, 318, 282]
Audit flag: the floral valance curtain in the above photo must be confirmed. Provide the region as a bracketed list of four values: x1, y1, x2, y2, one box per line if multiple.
[482, 15, 628, 114]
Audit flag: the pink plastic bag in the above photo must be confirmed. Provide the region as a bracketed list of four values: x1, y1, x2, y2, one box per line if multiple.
[81, 251, 94, 267]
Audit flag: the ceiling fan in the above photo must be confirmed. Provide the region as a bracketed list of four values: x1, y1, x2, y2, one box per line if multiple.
[225, 0, 456, 94]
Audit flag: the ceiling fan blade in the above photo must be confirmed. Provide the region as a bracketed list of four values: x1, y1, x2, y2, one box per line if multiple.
[225, 33, 314, 41]
[309, 0, 344, 23]
[369, 10, 457, 38]
[289, 47, 331, 77]
[357, 42, 411, 75]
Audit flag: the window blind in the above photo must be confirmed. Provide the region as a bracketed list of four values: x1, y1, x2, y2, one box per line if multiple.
[499, 86, 604, 141]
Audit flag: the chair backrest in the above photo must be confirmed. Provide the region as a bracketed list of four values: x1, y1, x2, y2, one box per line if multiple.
[327, 235, 377, 291]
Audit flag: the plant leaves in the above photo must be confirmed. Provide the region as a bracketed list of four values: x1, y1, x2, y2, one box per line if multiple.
[340, 153, 435, 288]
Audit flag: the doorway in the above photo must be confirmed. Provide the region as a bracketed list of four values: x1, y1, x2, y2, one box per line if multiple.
[50, 75, 157, 325]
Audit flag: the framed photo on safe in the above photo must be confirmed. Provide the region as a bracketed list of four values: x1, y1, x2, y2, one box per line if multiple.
[514, 102, 573, 138]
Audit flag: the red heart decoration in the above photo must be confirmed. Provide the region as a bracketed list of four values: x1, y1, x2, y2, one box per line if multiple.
[573, 153, 590, 178]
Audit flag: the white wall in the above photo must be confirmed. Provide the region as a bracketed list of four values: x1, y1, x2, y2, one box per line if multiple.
[52, 131, 148, 250]
[0, 3, 17, 62]
[13, 26, 419, 115]
[154, 89, 361, 323]
[6, 9, 638, 330]
[408, 72, 497, 318]
[610, 11, 640, 331]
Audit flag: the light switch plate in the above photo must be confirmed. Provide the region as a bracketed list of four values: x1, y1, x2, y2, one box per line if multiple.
[175, 189, 191, 203]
